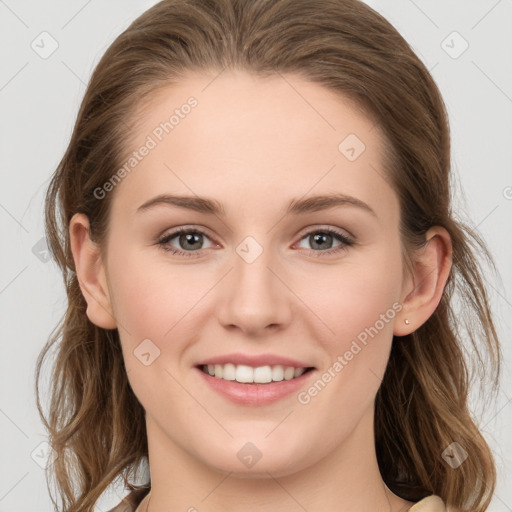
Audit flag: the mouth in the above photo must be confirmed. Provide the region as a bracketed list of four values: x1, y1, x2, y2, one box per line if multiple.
[193, 353, 317, 405]
[197, 363, 315, 384]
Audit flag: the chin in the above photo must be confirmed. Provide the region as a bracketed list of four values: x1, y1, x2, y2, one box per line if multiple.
[194, 436, 315, 479]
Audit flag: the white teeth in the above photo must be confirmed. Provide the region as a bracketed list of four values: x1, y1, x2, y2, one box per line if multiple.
[203, 363, 308, 383]
[294, 367, 305, 378]
[222, 363, 236, 380]
[283, 366, 295, 380]
[272, 365, 284, 381]
[253, 365, 272, 383]
[235, 364, 253, 383]
[214, 364, 224, 379]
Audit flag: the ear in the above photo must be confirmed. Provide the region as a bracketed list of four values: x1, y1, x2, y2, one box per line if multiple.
[69, 213, 117, 330]
[394, 226, 452, 336]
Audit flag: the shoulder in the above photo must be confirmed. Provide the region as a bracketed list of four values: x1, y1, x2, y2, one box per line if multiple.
[107, 488, 150, 512]
[108, 490, 447, 512]
[408, 495, 447, 511]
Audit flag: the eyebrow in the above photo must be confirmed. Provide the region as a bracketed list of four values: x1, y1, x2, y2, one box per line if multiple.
[136, 192, 377, 218]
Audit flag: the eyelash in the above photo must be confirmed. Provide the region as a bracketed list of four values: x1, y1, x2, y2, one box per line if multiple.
[156, 226, 355, 258]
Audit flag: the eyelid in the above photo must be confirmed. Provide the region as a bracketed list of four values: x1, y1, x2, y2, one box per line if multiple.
[294, 224, 354, 242]
[157, 224, 217, 242]
[156, 225, 218, 251]
[156, 224, 355, 257]
[292, 226, 355, 256]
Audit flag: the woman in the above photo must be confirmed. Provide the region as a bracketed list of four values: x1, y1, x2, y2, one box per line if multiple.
[36, 0, 501, 511]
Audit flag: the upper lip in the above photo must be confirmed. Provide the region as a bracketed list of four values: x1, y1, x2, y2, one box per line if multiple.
[195, 353, 315, 369]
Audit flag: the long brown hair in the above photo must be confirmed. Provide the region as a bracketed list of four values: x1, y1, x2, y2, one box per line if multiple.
[36, 0, 501, 510]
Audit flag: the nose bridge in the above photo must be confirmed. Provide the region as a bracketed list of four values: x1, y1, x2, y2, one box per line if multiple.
[233, 234, 282, 305]
[217, 234, 292, 333]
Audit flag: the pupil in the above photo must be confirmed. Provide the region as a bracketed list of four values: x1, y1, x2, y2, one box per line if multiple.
[181, 232, 202, 250]
[312, 233, 332, 250]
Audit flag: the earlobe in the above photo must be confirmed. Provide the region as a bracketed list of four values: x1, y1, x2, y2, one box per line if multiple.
[394, 226, 452, 337]
[69, 213, 117, 330]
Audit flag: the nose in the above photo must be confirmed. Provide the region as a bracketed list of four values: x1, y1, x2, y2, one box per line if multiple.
[216, 241, 293, 337]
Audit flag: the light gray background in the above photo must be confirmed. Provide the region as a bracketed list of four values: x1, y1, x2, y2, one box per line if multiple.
[1, 1, 511, 510]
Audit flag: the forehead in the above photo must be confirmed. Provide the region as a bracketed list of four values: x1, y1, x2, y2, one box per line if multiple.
[133, 70, 379, 161]
[110, 70, 397, 225]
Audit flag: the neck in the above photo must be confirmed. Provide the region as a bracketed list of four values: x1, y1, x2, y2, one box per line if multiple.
[142, 408, 413, 512]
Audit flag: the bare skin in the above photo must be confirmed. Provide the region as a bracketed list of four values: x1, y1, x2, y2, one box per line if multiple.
[70, 70, 452, 512]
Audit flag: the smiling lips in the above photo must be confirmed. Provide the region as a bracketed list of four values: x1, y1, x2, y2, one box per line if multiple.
[200, 363, 308, 383]
[195, 353, 316, 405]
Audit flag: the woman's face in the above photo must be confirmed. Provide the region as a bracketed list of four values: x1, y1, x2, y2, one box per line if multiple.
[102, 71, 409, 477]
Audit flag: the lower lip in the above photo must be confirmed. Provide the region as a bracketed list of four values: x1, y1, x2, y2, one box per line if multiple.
[195, 367, 315, 406]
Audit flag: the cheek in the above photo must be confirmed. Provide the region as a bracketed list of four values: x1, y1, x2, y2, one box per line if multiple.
[106, 247, 202, 409]
[296, 249, 403, 351]
[107, 246, 205, 338]
[292, 247, 403, 411]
